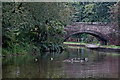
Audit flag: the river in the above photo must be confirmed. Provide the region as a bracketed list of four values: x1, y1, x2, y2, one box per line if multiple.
[2, 46, 120, 78]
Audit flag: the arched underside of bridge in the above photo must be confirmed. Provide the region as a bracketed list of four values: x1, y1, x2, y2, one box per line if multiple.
[64, 31, 107, 45]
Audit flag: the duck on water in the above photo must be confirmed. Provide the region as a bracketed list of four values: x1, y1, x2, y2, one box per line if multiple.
[63, 58, 88, 63]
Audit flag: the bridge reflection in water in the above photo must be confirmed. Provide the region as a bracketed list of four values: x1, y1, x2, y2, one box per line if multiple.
[2, 46, 119, 78]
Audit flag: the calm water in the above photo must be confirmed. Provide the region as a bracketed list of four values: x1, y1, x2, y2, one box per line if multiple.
[2, 46, 120, 78]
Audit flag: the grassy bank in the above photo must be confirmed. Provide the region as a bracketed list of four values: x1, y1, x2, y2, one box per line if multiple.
[101, 45, 120, 49]
[64, 42, 85, 45]
[64, 42, 120, 49]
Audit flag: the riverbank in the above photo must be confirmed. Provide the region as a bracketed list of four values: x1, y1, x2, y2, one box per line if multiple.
[2, 42, 64, 58]
[64, 42, 120, 52]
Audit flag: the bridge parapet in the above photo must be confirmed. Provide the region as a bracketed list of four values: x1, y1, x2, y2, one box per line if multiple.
[65, 22, 116, 35]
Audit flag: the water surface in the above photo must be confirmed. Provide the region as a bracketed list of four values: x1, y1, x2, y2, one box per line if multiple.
[2, 46, 120, 78]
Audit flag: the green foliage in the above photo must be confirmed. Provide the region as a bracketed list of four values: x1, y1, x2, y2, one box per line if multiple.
[72, 33, 99, 44]
[110, 1, 120, 32]
[101, 45, 120, 49]
[2, 2, 73, 55]
[72, 2, 116, 22]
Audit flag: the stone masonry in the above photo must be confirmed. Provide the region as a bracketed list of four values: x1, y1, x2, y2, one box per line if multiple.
[64, 22, 120, 45]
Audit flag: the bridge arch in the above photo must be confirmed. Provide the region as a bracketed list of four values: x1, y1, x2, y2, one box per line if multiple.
[64, 30, 107, 45]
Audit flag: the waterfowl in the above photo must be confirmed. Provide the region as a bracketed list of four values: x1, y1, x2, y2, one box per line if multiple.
[63, 57, 88, 63]
[34, 58, 38, 62]
[80, 60, 84, 63]
[84, 58, 88, 61]
[50, 58, 53, 61]
[74, 60, 79, 62]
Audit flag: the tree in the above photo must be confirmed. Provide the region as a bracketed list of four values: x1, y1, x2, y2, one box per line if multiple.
[2, 2, 73, 54]
[72, 2, 116, 22]
[109, 1, 120, 46]
[110, 1, 120, 30]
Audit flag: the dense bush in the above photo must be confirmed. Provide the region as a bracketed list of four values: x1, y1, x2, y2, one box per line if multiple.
[2, 2, 73, 55]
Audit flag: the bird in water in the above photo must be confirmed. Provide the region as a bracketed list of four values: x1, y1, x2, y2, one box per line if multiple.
[84, 58, 88, 61]
[50, 58, 53, 61]
[80, 60, 84, 63]
[63, 59, 72, 62]
[63, 57, 88, 63]
[34, 58, 38, 62]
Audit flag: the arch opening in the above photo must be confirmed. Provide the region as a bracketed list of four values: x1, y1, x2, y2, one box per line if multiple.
[64, 31, 107, 45]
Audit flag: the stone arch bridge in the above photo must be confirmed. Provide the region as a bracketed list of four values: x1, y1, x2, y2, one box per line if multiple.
[64, 22, 120, 45]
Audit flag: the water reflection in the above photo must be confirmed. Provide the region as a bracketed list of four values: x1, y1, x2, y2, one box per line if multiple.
[2, 46, 119, 78]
